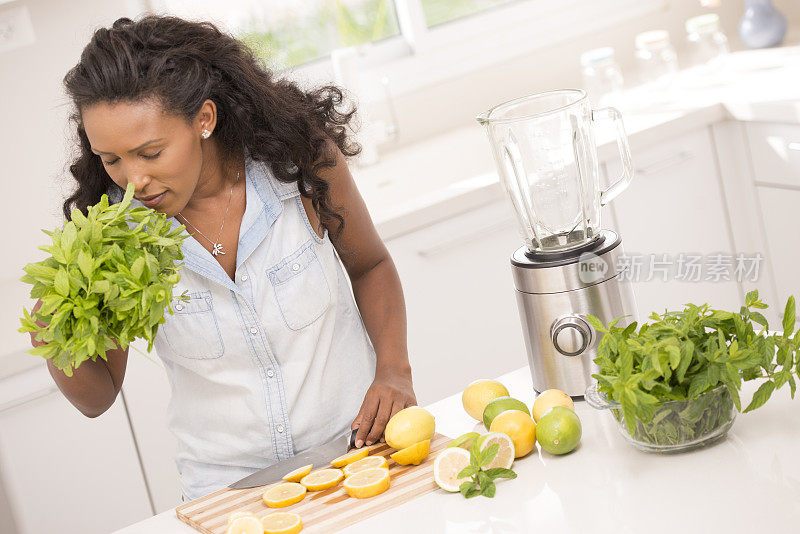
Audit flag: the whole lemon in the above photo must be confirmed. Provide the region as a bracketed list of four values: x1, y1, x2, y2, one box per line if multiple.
[461, 379, 510, 421]
[532, 389, 575, 422]
[384, 406, 435, 450]
[489, 409, 537, 458]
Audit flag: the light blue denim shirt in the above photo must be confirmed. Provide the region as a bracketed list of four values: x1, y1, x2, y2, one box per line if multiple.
[135, 154, 377, 501]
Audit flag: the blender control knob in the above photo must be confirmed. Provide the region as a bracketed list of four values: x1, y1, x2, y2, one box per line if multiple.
[551, 316, 592, 357]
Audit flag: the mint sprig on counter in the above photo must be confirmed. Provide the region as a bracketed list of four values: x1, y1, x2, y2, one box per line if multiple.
[18, 183, 188, 376]
[457, 437, 517, 498]
[588, 290, 799, 444]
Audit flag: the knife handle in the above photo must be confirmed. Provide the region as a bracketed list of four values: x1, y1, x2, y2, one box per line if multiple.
[348, 428, 359, 450]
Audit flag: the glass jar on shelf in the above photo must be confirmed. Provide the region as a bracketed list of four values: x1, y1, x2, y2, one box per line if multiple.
[580, 46, 624, 108]
[685, 13, 730, 68]
[634, 30, 679, 86]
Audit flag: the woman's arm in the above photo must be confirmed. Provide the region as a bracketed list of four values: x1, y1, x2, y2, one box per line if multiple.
[29, 299, 129, 418]
[302, 143, 417, 448]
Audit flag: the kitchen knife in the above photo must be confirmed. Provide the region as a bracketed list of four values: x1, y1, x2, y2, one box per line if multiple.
[228, 428, 359, 489]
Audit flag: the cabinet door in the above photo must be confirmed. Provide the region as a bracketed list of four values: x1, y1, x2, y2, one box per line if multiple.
[0, 368, 152, 534]
[121, 343, 182, 513]
[756, 186, 800, 320]
[606, 127, 742, 318]
[384, 199, 529, 405]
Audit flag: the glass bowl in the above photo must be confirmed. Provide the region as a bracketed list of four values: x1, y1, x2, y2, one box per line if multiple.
[584, 381, 736, 453]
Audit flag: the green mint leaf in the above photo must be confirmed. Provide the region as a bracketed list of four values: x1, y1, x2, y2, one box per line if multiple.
[459, 481, 476, 498]
[782, 296, 796, 336]
[480, 444, 499, 467]
[481, 480, 496, 498]
[485, 468, 517, 479]
[744, 380, 775, 413]
[458, 465, 479, 479]
[586, 314, 608, 333]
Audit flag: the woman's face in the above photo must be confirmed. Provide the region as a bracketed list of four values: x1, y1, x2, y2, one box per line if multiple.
[81, 98, 207, 217]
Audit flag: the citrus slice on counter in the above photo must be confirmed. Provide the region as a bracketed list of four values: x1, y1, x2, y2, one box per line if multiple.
[343, 467, 391, 498]
[227, 510, 257, 525]
[262, 482, 307, 508]
[390, 439, 431, 466]
[300, 468, 345, 491]
[478, 431, 516, 469]
[432, 447, 471, 492]
[282, 464, 313, 483]
[261, 511, 303, 534]
[343, 455, 389, 477]
[330, 447, 369, 467]
[226, 514, 264, 534]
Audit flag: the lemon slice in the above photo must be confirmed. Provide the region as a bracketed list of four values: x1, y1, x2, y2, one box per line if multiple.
[282, 464, 313, 483]
[262, 482, 307, 508]
[226, 515, 263, 534]
[343, 455, 389, 477]
[432, 447, 471, 492]
[227, 510, 257, 525]
[390, 439, 431, 466]
[330, 447, 368, 468]
[478, 431, 515, 469]
[300, 468, 344, 491]
[343, 467, 390, 499]
[261, 511, 303, 534]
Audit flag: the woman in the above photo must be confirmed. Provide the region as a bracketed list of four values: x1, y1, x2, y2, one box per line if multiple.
[31, 14, 416, 501]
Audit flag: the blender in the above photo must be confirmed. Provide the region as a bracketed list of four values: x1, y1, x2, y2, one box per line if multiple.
[476, 89, 637, 396]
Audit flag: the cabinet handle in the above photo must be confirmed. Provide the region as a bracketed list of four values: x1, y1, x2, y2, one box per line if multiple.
[635, 150, 695, 176]
[0, 384, 59, 414]
[417, 218, 516, 258]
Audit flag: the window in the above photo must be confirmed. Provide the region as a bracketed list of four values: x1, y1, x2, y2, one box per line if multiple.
[421, 0, 520, 27]
[149, 0, 402, 69]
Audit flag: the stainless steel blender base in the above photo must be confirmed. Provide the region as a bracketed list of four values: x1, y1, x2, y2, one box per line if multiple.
[510, 230, 637, 396]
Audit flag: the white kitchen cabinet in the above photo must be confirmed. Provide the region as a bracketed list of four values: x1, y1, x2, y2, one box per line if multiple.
[605, 127, 743, 318]
[0, 366, 152, 534]
[755, 186, 800, 316]
[121, 344, 182, 513]
[384, 198, 530, 405]
[744, 122, 800, 188]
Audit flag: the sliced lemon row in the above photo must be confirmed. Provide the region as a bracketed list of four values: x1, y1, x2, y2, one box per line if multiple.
[226, 515, 263, 534]
[343, 455, 389, 477]
[330, 447, 369, 468]
[300, 468, 344, 491]
[390, 439, 431, 466]
[282, 464, 313, 483]
[261, 511, 303, 534]
[343, 467, 390, 499]
[227, 510, 257, 525]
[262, 482, 307, 508]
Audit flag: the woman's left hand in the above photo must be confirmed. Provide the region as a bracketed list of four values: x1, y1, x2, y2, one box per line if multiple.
[351, 367, 417, 448]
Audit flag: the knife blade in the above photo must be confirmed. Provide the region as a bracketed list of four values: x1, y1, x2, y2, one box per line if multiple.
[228, 428, 359, 489]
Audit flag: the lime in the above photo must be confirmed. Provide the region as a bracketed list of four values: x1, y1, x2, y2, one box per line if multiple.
[462, 379, 509, 421]
[536, 406, 582, 455]
[532, 389, 575, 422]
[482, 396, 530, 429]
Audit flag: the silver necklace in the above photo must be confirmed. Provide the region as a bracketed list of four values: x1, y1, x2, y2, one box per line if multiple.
[178, 170, 240, 257]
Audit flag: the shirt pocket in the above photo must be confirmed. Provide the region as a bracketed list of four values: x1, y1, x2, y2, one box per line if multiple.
[267, 242, 332, 331]
[160, 291, 225, 359]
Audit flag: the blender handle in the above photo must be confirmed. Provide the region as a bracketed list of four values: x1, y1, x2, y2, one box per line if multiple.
[592, 107, 633, 207]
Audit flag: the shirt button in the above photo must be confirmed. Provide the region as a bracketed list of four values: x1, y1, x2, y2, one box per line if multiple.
[276, 425, 284, 433]
[249, 327, 259, 335]
[241, 274, 249, 282]
[291, 263, 301, 272]
[267, 369, 275, 378]
[175, 304, 184, 311]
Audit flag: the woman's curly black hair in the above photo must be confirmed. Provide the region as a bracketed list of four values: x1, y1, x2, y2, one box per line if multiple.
[62, 14, 361, 239]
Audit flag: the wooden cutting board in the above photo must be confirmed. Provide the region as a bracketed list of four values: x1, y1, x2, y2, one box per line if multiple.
[176, 433, 451, 533]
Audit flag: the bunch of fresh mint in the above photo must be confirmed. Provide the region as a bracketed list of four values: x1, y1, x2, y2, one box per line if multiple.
[450, 433, 517, 499]
[588, 290, 799, 445]
[19, 183, 187, 376]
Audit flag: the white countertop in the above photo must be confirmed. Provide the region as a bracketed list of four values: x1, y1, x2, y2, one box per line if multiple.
[356, 44, 800, 241]
[114, 364, 800, 533]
